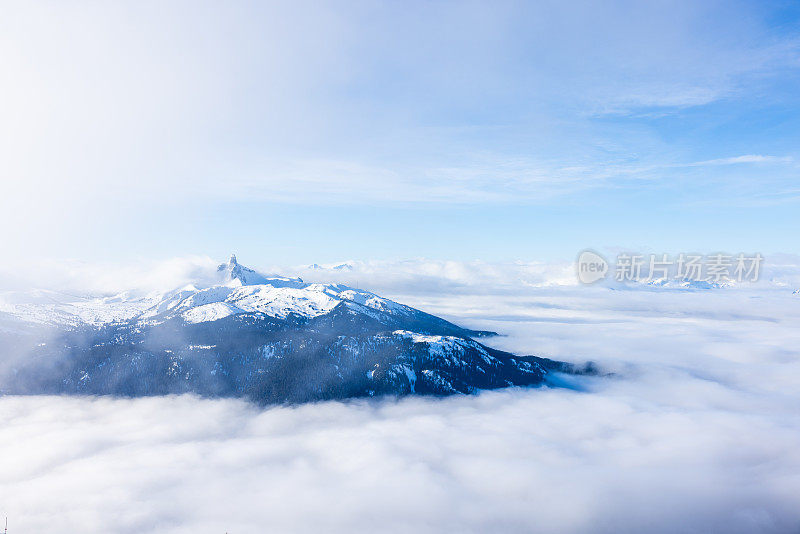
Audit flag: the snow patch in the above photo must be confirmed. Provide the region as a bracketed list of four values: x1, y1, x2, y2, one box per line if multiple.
[182, 302, 240, 324]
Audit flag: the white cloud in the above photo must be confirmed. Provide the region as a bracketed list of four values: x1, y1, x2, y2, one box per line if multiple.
[2, 363, 799, 533]
[687, 155, 795, 166]
[0, 256, 219, 295]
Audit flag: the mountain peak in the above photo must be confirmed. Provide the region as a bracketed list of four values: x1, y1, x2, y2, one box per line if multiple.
[216, 254, 265, 285]
[214, 255, 305, 287]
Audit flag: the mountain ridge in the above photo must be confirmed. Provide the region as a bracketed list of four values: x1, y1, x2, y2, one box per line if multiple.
[0, 256, 580, 404]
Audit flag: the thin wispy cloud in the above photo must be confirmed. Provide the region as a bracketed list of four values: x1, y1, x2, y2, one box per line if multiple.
[686, 155, 794, 166]
[213, 151, 797, 207]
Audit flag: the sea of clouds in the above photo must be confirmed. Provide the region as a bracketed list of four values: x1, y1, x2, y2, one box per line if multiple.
[1, 258, 800, 533]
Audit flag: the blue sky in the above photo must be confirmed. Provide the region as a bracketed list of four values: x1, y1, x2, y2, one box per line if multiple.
[1, 0, 799, 266]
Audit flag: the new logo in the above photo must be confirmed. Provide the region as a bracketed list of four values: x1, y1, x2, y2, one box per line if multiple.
[576, 250, 608, 284]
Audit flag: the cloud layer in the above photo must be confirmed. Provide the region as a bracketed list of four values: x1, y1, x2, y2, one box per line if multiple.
[2, 379, 799, 533]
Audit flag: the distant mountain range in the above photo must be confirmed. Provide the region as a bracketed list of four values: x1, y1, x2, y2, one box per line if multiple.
[0, 256, 582, 403]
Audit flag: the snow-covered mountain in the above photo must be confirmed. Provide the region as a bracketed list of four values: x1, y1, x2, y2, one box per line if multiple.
[1, 255, 492, 336]
[0, 256, 578, 403]
[639, 277, 733, 290]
